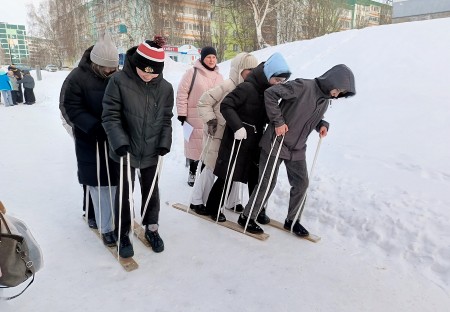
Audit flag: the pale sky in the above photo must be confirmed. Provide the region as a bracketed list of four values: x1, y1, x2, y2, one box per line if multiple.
[0, 0, 41, 27]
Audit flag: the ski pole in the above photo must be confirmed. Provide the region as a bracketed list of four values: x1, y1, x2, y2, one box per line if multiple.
[215, 138, 236, 222]
[187, 134, 212, 212]
[291, 137, 322, 231]
[104, 141, 115, 225]
[140, 155, 164, 226]
[126, 153, 134, 244]
[96, 141, 102, 235]
[216, 139, 242, 223]
[117, 155, 124, 260]
[244, 135, 284, 233]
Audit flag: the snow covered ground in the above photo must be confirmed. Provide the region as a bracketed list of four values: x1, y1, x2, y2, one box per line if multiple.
[1, 17, 449, 311]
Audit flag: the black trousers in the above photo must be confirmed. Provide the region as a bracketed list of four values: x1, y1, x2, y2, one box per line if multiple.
[24, 88, 35, 103]
[114, 164, 160, 236]
[82, 184, 95, 218]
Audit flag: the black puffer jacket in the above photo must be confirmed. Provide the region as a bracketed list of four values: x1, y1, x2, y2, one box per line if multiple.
[214, 62, 270, 183]
[102, 46, 174, 169]
[60, 46, 118, 186]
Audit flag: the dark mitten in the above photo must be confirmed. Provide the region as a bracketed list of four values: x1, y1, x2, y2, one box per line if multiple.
[158, 148, 169, 156]
[115, 145, 129, 157]
[93, 124, 107, 142]
[206, 119, 218, 136]
[177, 116, 186, 125]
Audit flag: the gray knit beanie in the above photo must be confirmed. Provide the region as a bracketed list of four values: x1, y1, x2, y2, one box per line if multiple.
[90, 32, 119, 68]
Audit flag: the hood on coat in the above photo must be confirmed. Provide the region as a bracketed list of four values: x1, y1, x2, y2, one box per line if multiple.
[315, 64, 356, 98]
[229, 52, 259, 86]
[244, 62, 272, 92]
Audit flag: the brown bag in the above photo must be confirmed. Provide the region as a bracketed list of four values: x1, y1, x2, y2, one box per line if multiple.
[0, 212, 35, 300]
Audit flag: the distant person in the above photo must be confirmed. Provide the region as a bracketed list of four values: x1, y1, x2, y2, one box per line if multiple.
[238, 64, 356, 235]
[190, 52, 259, 215]
[102, 36, 174, 257]
[176, 46, 223, 187]
[8, 65, 23, 103]
[60, 32, 120, 247]
[7, 70, 18, 105]
[205, 52, 292, 222]
[0, 69, 14, 107]
[17, 70, 36, 104]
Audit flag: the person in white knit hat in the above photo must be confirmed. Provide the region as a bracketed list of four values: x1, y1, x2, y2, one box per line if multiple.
[60, 32, 120, 248]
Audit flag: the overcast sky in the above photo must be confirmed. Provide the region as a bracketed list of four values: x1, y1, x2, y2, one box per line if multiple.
[0, 0, 39, 26]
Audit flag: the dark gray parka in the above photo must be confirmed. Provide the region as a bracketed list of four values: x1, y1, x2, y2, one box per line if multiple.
[102, 46, 174, 168]
[260, 64, 356, 161]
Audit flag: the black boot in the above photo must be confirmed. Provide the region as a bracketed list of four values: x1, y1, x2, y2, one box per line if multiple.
[256, 208, 270, 225]
[87, 218, 98, 229]
[284, 219, 309, 237]
[210, 211, 226, 222]
[145, 229, 164, 253]
[102, 231, 117, 247]
[118, 234, 134, 258]
[226, 204, 244, 213]
[237, 214, 264, 234]
[187, 171, 195, 187]
[190, 203, 208, 215]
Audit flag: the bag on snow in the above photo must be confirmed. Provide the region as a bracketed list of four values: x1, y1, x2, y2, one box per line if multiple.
[0, 202, 43, 300]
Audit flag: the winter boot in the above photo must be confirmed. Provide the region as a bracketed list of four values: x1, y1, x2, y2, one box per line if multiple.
[284, 219, 309, 237]
[145, 229, 164, 253]
[118, 234, 134, 258]
[210, 210, 226, 222]
[190, 203, 208, 215]
[187, 171, 195, 187]
[87, 218, 98, 229]
[226, 204, 244, 213]
[256, 208, 270, 225]
[102, 231, 117, 247]
[237, 214, 264, 234]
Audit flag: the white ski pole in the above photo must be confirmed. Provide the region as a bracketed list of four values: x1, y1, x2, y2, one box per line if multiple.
[216, 139, 242, 223]
[96, 142, 102, 234]
[104, 141, 115, 225]
[127, 153, 134, 244]
[244, 135, 284, 233]
[117, 155, 124, 259]
[140, 156, 164, 226]
[187, 134, 212, 212]
[291, 137, 322, 231]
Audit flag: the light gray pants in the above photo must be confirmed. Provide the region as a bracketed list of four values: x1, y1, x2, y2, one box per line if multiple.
[88, 186, 116, 233]
[244, 149, 308, 221]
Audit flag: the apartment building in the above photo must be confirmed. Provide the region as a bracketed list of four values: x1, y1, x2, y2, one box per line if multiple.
[393, 0, 450, 23]
[0, 22, 29, 65]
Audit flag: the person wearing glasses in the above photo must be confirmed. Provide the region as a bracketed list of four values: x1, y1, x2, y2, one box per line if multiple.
[238, 64, 356, 235]
[204, 52, 292, 223]
[60, 32, 119, 247]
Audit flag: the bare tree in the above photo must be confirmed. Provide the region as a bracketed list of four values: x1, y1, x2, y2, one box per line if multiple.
[302, 0, 345, 39]
[277, 0, 304, 44]
[244, 0, 283, 49]
[227, 0, 257, 52]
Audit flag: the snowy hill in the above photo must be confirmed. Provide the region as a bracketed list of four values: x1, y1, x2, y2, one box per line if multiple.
[0, 17, 449, 311]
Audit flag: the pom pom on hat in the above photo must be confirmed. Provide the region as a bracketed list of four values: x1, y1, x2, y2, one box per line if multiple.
[132, 36, 166, 74]
[90, 32, 119, 68]
[200, 46, 217, 61]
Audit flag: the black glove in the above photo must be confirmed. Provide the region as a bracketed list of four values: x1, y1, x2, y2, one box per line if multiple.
[177, 116, 186, 125]
[115, 145, 129, 157]
[93, 124, 107, 142]
[158, 148, 169, 156]
[206, 119, 218, 136]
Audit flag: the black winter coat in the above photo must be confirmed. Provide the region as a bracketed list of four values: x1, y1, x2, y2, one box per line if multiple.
[60, 46, 118, 186]
[214, 63, 270, 183]
[102, 46, 174, 169]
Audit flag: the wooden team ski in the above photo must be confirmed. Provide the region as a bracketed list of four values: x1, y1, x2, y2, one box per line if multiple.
[266, 219, 321, 243]
[86, 221, 139, 272]
[133, 221, 151, 248]
[171, 203, 269, 241]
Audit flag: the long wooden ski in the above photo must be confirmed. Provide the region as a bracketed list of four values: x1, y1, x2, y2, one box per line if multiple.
[86, 221, 139, 272]
[172, 203, 269, 241]
[133, 221, 151, 248]
[266, 219, 321, 243]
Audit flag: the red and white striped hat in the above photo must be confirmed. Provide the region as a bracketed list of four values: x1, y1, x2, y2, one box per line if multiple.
[131, 36, 166, 74]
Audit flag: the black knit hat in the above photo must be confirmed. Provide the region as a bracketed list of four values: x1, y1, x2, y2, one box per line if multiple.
[200, 46, 217, 61]
[131, 36, 166, 74]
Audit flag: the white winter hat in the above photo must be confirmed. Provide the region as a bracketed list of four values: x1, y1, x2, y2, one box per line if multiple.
[90, 32, 119, 68]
